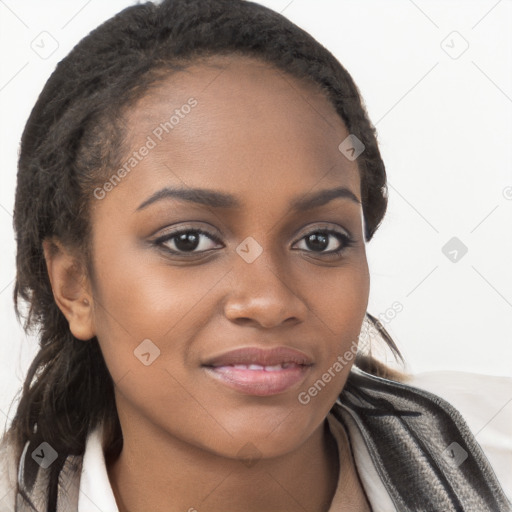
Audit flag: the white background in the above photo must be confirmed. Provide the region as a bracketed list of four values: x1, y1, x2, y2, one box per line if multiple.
[1, 0, 511, 426]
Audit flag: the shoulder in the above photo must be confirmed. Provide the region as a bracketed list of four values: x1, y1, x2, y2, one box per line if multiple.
[0, 431, 19, 512]
[333, 368, 512, 511]
[405, 370, 512, 500]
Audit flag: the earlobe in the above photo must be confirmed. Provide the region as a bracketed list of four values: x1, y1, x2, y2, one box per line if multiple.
[42, 238, 96, 341]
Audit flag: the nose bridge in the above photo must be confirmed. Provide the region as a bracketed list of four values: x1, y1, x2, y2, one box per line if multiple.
[224, 237, 307, 326]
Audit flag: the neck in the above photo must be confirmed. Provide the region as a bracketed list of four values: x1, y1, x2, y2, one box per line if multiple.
[107, 417, 340, 512]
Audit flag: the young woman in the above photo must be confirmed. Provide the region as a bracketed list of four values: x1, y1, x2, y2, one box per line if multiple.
[0, 1, 510, 511]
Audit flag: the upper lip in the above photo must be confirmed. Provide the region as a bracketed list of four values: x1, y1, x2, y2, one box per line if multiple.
[202, 346, 314, 367]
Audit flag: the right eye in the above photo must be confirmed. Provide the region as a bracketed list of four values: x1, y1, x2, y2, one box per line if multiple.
[154, 228, 223, 255]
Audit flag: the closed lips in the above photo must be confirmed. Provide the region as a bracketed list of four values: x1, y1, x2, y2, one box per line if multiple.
[202, 347, 314, 396]
[229, 363, 303, 371]
[202, 346, 314, 368]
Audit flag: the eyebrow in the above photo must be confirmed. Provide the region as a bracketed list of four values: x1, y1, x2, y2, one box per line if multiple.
[135, 185, 361, 212]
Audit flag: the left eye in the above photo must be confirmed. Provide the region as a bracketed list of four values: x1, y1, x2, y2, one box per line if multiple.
[294, 229, 352, 254]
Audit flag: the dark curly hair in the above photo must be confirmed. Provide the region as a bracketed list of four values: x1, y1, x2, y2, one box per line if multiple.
[8, 0, 403, 505]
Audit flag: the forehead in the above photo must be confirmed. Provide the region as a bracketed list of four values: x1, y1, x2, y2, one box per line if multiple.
[106, 54, 361, 211]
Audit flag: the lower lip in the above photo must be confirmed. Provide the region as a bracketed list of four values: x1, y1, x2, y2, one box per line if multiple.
[204, 364, 312, 396]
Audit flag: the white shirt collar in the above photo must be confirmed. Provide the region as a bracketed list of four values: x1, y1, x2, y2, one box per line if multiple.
[78, 426, 119, 512]
[78, 413, 395, 512]
[327, 406, 397, 511]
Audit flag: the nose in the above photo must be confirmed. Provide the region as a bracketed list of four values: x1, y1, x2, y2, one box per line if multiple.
[223, 251, 309, 329]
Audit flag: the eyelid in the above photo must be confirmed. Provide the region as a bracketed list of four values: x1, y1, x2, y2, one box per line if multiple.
[292, 223, 352, 243]
[152, 223, 224, 243]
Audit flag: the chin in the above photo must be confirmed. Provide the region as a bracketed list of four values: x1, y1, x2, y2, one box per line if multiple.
[204, 411, 319, 460]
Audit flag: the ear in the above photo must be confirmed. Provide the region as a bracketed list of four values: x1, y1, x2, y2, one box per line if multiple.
[42, 238, 96, 341]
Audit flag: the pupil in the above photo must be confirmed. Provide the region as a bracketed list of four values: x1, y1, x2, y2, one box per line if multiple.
[175, 232, 199, 251]
[306, 232, 328, 251]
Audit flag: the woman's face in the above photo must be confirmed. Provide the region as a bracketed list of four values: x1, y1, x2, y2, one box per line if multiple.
[86, 55, 370, 459]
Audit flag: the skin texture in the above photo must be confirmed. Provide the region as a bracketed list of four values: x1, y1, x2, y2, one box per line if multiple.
[44, 55, 372, 511]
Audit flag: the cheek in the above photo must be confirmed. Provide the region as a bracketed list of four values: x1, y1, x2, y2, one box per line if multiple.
[89, 252, 232, 448]
[312, 258, 370, 336]
[89, 240, 229, 381]
[299, 259, 369, 399]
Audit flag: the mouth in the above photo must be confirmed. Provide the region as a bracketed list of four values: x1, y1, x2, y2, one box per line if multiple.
[202, 347, 314, 396]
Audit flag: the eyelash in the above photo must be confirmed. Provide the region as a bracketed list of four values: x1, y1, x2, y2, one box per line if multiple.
[153, 225, 356, 258]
